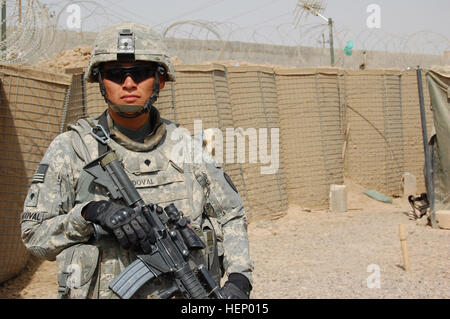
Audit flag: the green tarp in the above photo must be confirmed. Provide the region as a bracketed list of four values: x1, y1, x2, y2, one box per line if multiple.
[426, 66, 450, 210]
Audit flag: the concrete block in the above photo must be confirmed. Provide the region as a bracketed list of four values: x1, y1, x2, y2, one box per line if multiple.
[402, 172, 417, 198]
[435, 210, 450, 229]
[329, 184, 348, 213]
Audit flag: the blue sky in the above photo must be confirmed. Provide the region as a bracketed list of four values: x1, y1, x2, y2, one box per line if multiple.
[41, 0, 450, 54]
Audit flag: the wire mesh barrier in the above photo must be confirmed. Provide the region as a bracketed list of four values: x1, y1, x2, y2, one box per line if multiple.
[276, 67, 344, 208]
[62, 68, 86, 131]
[0, 64, 72, 283]
[227, 66, 288, 221]
[163, 65, 253, 220]
[0, 63, 437, 284]
[343, 70, 405, 196]
[161, 64, 250, 220]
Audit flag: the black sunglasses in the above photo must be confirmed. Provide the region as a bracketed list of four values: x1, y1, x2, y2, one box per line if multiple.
[101, 65, 157, 84]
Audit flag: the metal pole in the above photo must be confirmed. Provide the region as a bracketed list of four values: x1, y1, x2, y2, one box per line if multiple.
[19, 0, 21, 24]
[1, 0, 5, 40]
[416, 67, 438, 228]
[1, 0, 6, 57]
[328, 18, 335, 66]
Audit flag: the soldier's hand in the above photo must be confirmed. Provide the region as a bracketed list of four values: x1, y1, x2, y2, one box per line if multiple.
[83, 200, 154, 252]
[222, 273, 251, 299]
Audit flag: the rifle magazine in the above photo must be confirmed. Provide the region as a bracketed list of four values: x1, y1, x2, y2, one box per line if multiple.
[109, 258, 159, 299]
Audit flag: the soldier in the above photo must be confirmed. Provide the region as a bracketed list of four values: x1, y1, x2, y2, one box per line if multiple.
[21, 22, 253, 299]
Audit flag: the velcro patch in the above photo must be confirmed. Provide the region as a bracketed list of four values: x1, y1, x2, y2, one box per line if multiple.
[32, 164, 49, 184]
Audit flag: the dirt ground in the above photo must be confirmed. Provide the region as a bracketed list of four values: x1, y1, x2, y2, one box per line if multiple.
[0, 178, 448, 299]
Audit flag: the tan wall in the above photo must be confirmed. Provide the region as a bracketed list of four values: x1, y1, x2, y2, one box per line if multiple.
[275, 68, 345, 209]
[0, 65, 72, 283]
[227, 66, 288, 221]
[162, 64, 250, 219]
[343, 70, 404, 196]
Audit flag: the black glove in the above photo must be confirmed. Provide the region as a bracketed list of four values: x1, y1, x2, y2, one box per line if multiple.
[83, 200, 154, 252]
[222, 273, 251, 299]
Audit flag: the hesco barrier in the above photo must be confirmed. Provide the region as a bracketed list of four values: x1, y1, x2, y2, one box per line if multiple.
[84, 77, 106, 118]
[0, 65, 72, 283]
[158, 64, 250, 219]
[344, 70, 405, 196]
[163, 64, 252, 220]
[63, 68, 86, 131]
[227, 66, 288, 221]
[275, 67, 345, 208]
[0, 63, 436, 284]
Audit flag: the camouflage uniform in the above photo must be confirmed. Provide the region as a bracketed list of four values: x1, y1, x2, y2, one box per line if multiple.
[20, 22, 253, 299]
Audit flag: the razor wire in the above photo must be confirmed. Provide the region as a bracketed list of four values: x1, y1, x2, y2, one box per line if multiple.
[42, 0, 116, 63]
[159, 18, 450, 68]
[0, 0, 116, 65]
[0, 0, 56, 64]
[162, 20, 227, 63]
[0, 0, 449, 68]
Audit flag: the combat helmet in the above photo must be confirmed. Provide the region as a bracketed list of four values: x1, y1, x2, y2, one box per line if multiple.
[85, 22, 175, 118]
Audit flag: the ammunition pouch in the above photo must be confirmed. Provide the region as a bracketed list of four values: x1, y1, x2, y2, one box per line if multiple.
[56, 244, 100, 299]
[192, 166, 224, 283]
[201, 215, 223, 284]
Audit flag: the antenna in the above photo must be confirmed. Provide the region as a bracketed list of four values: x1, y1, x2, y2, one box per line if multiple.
[294, 0, 328, 25]
[294, 0, 335, 66]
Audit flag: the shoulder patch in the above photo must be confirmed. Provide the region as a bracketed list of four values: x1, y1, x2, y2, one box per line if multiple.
[223, 172, 238, 194]
[32, 164, 49, 184]
[25, 188, 40, 207]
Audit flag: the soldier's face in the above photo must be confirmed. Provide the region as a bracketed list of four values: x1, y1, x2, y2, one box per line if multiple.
[102, 61, 165, 107]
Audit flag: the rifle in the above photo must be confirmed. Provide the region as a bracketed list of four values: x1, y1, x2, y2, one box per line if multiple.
[84, 150, 225, 299]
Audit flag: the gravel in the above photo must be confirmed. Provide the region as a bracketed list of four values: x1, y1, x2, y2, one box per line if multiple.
[249, 202, 449, 299]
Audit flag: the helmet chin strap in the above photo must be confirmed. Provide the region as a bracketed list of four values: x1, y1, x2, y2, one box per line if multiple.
[97, 68, 161, 119]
